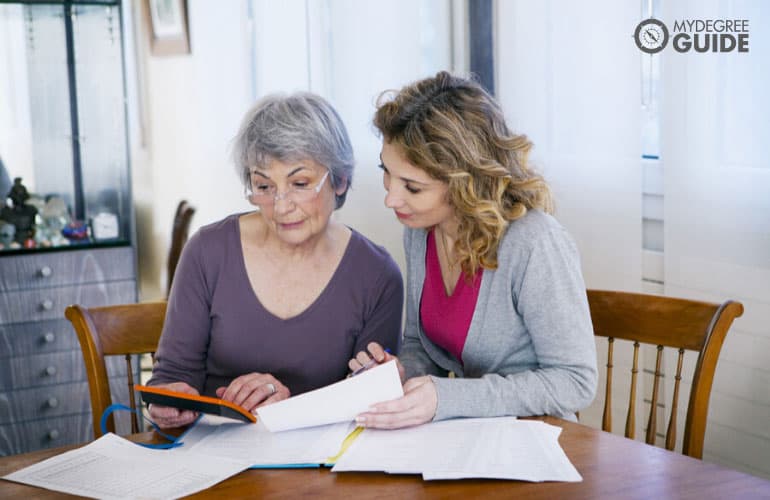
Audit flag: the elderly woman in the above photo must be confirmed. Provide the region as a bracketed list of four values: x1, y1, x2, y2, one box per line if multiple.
[149, 92, 403, 428]
[350, 72, 597, 429]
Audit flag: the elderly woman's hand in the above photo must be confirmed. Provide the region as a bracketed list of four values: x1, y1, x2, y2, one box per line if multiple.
[349, 342, 406, 382]
[147, 381, 200, 429]
[354, 376, 437, 429]
[216, 373, 290, 413]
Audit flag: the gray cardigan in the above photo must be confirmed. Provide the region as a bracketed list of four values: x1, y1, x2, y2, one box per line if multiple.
[399, 210, 597, 421]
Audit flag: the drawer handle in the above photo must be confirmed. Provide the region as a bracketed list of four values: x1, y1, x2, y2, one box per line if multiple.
[47, 397, 59, 408]
[41, 299, 54, 311]
[47, 429, 60, 440]
[42, 332, 56, 343]
[38, 266, 53, 278]
[44, 365, 57, 376]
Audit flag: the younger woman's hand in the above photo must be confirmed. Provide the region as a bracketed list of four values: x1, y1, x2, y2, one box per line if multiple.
[147, 381, 200, 429]
[349, 342, 405, 382]
[354, 376, 437, 429]
[216, 373, 290, 413]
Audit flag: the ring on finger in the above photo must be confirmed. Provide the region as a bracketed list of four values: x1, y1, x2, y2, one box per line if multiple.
[265, 383, 276, 395]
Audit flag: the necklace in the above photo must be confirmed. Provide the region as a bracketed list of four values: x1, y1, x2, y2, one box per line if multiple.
[437, 229, 456, 272]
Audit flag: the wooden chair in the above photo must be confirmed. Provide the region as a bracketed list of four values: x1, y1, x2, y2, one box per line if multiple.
[167, 199, 196, 296]
[587, 289, 743, 459]
[65, 301, 167, 438]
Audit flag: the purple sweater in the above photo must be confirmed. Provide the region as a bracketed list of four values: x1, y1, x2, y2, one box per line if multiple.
[149, 214, 403, 397]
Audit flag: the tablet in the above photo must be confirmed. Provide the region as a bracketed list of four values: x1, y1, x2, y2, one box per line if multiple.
[136, 384, 257, 423]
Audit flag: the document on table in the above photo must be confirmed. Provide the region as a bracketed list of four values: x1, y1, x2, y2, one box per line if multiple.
[332, 417, 582, 482]
[257, 360, 403, 432]
[177, 414, 355, 466]
[2, 433, 252, 499]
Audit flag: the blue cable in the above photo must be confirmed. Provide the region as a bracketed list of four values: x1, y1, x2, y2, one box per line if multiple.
[100, 403, 185, 449]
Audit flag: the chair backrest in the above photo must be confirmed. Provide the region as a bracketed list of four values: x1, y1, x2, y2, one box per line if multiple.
[167, 200, 195, 296]
[65, 301, 167, 438]
[587, 289, 743, 458]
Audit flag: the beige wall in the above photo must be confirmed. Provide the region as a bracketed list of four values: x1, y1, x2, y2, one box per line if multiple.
[128, 1, 254, 300]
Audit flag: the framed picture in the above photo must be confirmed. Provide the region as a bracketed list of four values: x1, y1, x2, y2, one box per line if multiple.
[146, 0, 190, 55]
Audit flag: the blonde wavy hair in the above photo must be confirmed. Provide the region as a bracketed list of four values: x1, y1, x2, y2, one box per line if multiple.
[374, 71, 553, 277]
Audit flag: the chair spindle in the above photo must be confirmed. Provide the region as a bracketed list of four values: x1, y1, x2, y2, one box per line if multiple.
[626, 341, 640, 439]
[602, 338, 614, 432]
[646, 345, 664, 444]
[666, 348, 685, 451]
[125, 354, 139, 434]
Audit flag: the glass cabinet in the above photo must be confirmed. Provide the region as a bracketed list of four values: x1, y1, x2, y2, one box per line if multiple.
[0, 0, 137, 455]
[1, 0, 131, 250]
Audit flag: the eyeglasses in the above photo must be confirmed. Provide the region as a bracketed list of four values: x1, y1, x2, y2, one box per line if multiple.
[245, 170, 330, 205]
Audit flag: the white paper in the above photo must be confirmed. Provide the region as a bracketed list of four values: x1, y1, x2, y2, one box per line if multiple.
[178, 414, 354, 465]
[332, 417, 582, 482]
[2, 433, 252, 499]
[257, 360, 404, 432]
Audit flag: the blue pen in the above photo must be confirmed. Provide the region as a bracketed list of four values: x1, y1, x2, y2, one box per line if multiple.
[351, 348, 391, 377]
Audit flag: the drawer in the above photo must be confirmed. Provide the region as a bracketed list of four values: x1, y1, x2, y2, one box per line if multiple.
[0, 319, 80, 358]
[0, 246, 135, 292]
[0, 351, 130, 391]
[0, 413, 92, 456]
[0, 376, 135, 425]
[0, 381, 91, 424]
[0, 379, 139, 455]
[0, 279, 136, 325]
[0, 406, 137, 456]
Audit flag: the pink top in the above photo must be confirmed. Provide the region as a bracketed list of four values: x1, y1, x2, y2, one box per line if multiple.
[420, 230, 483, 364]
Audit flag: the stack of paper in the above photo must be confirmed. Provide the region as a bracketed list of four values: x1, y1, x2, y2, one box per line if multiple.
[332, 417, 582, 482]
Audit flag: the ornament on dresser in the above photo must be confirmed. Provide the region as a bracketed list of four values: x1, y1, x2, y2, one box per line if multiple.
[1, 177, 38, 244]
[37, 195, 71, 247]
[62, 220, 89, 241]
[91, 212, 119, 240]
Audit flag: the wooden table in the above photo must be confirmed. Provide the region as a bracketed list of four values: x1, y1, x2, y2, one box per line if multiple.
[1, 417, 769, 499]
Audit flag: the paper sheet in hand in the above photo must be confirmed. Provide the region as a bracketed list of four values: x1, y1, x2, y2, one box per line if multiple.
[257, 360, 403, 432]
[2, 433, 251, 499]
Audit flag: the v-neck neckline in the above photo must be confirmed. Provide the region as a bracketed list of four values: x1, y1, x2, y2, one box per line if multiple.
[430, 229, 463, 297]
[237, 213, 355, 322]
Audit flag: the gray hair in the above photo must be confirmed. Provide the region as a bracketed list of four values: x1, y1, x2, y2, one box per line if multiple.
[232, 92, 354, 209]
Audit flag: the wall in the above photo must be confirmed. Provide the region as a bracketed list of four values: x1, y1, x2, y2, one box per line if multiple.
[126, 0, 254, 300]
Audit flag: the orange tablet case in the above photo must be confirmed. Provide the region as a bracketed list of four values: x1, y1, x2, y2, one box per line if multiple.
[136, 385, 257, 423]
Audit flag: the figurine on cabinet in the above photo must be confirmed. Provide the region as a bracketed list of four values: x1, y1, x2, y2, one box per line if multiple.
[1, 177, 38, 243]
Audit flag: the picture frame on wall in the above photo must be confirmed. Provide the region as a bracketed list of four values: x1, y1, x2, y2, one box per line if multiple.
[147, 0, 190, 55]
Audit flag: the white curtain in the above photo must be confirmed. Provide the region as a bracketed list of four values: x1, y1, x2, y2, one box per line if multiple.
[661, 0, 770, 478]
[496, 0, 643, 291]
